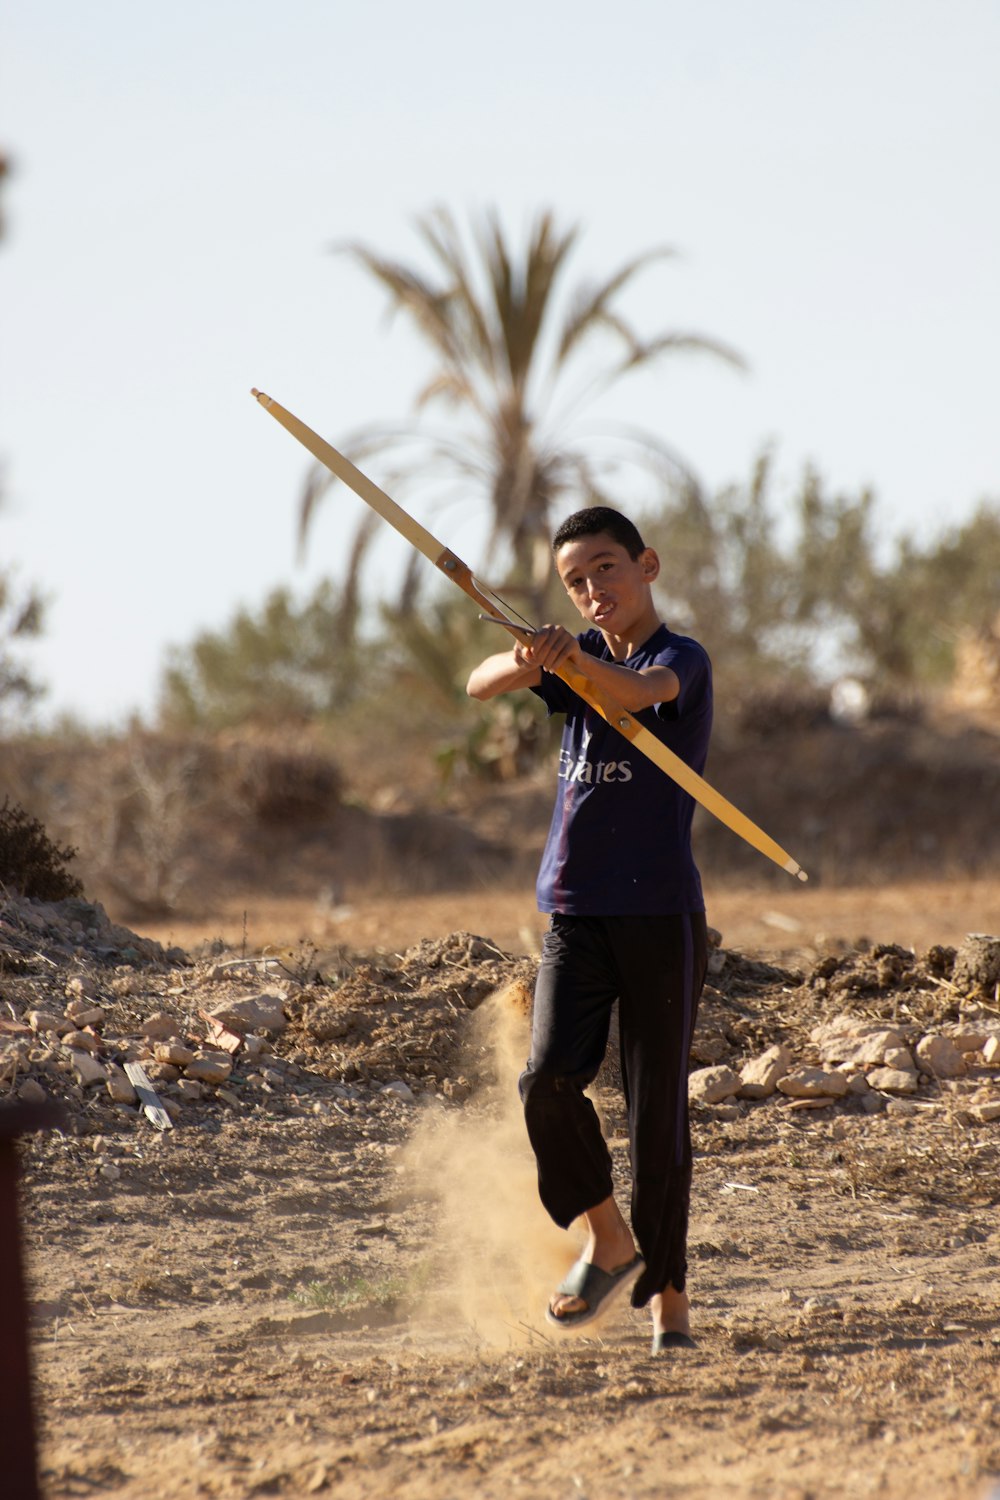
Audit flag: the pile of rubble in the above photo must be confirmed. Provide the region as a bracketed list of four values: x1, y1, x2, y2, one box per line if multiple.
[0, 893, 185, 969]
[3, 888, 998, 1141]
[690, 934, 1000, 1124]
[0, 898, 534, 1134]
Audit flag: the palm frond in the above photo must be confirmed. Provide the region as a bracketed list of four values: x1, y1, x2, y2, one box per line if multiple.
[416, 207, 499, 382]
[478, 210, 579, 393]
[556, 247, 677, 365]
[617, 331, 748, 374]
[337, 241, 465, 375]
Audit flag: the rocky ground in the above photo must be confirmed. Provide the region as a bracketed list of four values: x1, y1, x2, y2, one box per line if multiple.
[2, 891, 1000, 1500]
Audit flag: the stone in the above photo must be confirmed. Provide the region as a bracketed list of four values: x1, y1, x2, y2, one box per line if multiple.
[144, 1061, 181, 1083]
[776, 1068, 849, 1099]
[65, 975, 98, 1002]
[818, 1028, 907, 1069]
[738, 1044, 793, 1099]
[947, 1029, 988, 1052]
[141, 1012, 181, 1041]
[969, 1101, 1000, 1123]
[15, 906, 48, 931]
[68, 1049, 107, 1087]
[787, 1096, 838, 1111]
[153, 1041, 195, 1067]
[711, 1103, 742, 1122]
[61, 1029, 102, 1054]
[982, 1036, 1000, 1066]
[866, 1066, 918, 1094]
[3, 1041, 30, 1074]
[915, 1034, 966, 1079]
[66, 1000, 104, 1027]
[688, 1065, 742, 1105]
[105, 1065, 137, 1104]
[382, 1080, 416, 1104]
[16, 1077, 47, 1105]
[216, 1087, 242, 1107]
[883, 1046, 915, 1071]
[185, 1052, 233, 1085]
[99, 1162, 121, 1182]
[810, 1014, 876, 1047]
[26, 1010, 65, 1035]
[243, 1035, 270, 1060]
[175, 1078, 206, 1101]
[690, 1031, 730, 1064]
[207, 993, 287, 1035]
[846, 1072, 871, 1094]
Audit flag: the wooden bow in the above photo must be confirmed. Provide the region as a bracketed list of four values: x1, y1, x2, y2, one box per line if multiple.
[251, 389, 808, 882]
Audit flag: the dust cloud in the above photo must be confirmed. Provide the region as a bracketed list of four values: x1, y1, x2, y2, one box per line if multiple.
[393, 978, 575, 1348]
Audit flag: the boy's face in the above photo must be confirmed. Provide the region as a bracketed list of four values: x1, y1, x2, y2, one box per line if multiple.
[554, 530, 660, 637]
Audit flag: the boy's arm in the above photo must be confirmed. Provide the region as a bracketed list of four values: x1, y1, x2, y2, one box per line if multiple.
[466, 645, 542, 701]
[467, 626, 680, 712]
[513, 625, 679, 713]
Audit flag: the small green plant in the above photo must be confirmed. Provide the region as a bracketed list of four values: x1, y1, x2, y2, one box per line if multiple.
[0, 796, 83, 900]
[288, 1273, 406, 1312]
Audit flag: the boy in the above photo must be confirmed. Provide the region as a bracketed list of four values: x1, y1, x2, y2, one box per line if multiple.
[466, 506, 711, 1352]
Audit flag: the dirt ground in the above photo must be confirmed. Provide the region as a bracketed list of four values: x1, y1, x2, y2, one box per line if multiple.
[4, 881, 998, 1500]
[137, 876, 1000, 973]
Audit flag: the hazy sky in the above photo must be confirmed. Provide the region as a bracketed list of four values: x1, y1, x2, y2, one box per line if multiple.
[3, 0, 998, 726]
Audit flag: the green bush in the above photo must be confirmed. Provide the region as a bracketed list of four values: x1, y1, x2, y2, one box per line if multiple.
[0, 796, 83, 901]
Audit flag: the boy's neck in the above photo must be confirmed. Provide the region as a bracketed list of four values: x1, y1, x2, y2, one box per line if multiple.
[599, 604, 664, 662]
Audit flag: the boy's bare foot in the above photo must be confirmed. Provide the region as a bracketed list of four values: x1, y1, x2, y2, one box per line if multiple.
[651, 1283, 691, 1338]
[548, 1195, 637, 1321]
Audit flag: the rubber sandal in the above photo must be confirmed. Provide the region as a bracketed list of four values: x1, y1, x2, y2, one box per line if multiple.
[545, 1253, 645, 1330]
[651, 1330, 698, 1352]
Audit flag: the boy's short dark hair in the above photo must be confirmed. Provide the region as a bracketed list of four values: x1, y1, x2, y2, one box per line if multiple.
[552, 506, 646, 560]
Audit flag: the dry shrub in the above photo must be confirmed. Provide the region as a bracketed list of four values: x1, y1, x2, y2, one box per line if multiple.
[0, 731, 345, 918]
[0, 795, 83, 900]
[223, 741, 342, 825]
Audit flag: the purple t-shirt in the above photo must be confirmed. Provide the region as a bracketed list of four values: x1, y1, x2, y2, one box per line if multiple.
[531, 625, 712, 915]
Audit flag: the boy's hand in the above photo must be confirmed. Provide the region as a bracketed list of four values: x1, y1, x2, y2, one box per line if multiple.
[515, 624, 580, 674]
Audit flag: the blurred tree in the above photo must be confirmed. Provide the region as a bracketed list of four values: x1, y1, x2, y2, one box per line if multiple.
[0, 567, 45, 724]
[0, 147, 47, 724]
[0, 150, 10, 239]
[300, 207, 744, 624]
[646, 455, 1000, 697]
[158, 582, 370, 730]
[851, 501, 1000, 685]
[643, 454, 801, 684]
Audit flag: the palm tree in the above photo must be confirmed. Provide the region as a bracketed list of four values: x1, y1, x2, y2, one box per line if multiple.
[301, 206, 744, 623]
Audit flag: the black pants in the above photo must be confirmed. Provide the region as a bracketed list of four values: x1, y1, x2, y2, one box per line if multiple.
[519, 912, 707, 1307]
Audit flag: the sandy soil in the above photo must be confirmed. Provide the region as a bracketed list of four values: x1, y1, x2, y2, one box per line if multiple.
[10, 890, 1000, 1500]
[139, 876, 1000, 970]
